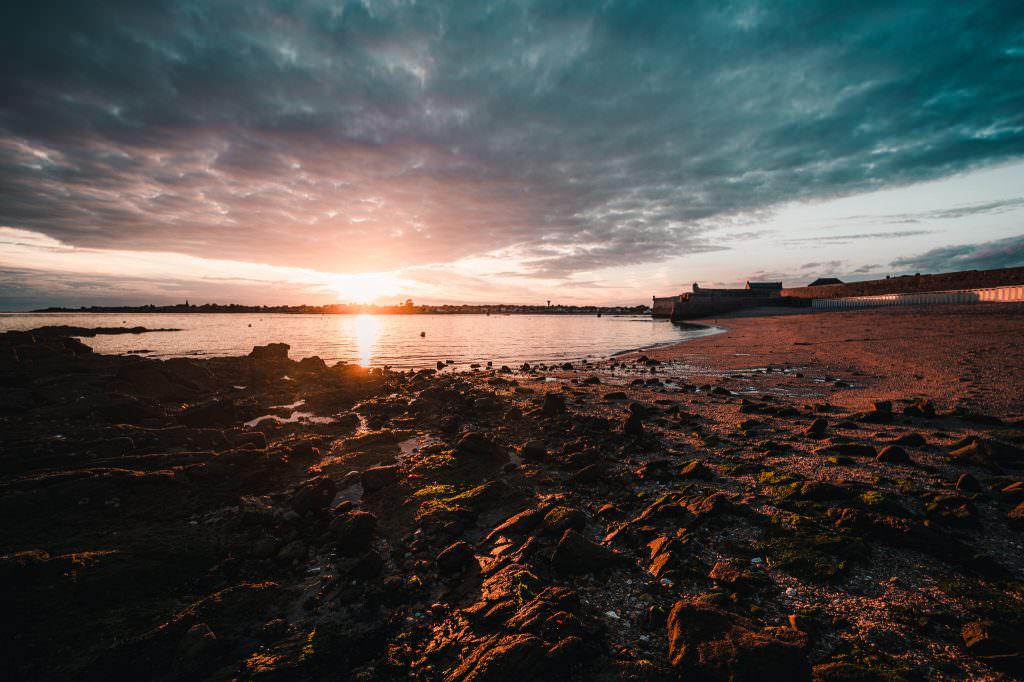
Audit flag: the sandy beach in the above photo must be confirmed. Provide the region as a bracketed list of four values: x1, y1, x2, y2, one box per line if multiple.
[2, 305, 1023, 680]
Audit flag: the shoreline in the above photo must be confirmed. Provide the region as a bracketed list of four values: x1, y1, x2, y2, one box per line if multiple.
[2, 304, 1023, 680]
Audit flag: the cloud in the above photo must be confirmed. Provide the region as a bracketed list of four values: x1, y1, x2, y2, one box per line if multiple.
[890, 235, 1024, 272]
[842, 197, 1024, 225]
[0, 1, 1021, 280]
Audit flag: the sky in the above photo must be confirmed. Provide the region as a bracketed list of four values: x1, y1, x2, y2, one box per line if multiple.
[1, 0, 1023, 310]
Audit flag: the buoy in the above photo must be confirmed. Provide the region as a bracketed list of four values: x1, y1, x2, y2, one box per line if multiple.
[420, 331, 426, 337]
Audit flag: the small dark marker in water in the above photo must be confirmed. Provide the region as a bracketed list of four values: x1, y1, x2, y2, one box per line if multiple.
[420, 331, 426, 337]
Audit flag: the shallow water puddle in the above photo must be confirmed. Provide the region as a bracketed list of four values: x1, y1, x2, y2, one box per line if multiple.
[244, 411, 334, 428]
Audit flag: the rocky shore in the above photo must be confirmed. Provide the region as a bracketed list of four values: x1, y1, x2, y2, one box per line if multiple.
[2, 306, 1023, 680]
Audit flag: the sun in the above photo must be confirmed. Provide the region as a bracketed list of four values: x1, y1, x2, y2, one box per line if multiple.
[326, 272, 401, 304]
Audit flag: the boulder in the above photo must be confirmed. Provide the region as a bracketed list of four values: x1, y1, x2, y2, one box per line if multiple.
[876, 445, 911, 465]
[679, 459, 715, 480]
[541, 393, 567, 417]
[248, 343, 290, 362]
[445, 633, 547, 682]
[667, 600, 811, 681]
[330, 510, 377, 556]
[290, 475, 337, 515]
[360, 464, 402, 493]
[961, 620, 1024, 673]
[543, 506, 587, 534]
[550, 529, 628, 574]
[436, 541, 477, 575]
[955, 473, 982, 493]
[622, 411, 644, 436]
[804, 418, 828, 439]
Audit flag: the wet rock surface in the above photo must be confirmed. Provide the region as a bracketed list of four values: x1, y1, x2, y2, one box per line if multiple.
[2, 325, 1023, 680]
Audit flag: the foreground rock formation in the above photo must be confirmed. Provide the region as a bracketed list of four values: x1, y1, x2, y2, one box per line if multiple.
[2, 324, 1023, 680]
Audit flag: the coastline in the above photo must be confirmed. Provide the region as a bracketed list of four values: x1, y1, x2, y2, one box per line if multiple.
[2, 304, 1023, 679]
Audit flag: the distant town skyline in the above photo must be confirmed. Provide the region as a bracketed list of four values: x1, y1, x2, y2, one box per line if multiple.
[1, 1, 1023, 310]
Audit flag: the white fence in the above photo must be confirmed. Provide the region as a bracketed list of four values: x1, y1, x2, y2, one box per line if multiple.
[811, 285, 1024, 310]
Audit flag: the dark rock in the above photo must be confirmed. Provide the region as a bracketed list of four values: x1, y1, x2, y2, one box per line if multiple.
[360, 464, 402, 493]
[543, 506, 587, 534]
[815, 443, 877, 458]
[1009, 501, 1024, 529]
[679, 459, 715, 480]
[177, 622, 218, 670]
[436, 541, 476, 575]
[290, 475, 337, 515]
[876, 445, 911, 464]
[330, 510, 377, 556]
[955, 473, 982, 493]
[486, 506, 547, 540]
[542, 393, 567, 417]
[454, 432, 507, 464]
[248, 343, 290, 362]
[667, 600, 811, 681]
[622, 411, 644, 436]
[805, 418, 828, 438]
[446, 633, 547, 682]
[519, 440, 547, 461]
[603, 391, 628, 401]
[962, 620, 1024, 673]
[893, 432, 926, 447]
[903, 399, 936, 418]
[550, 529, 627, 574]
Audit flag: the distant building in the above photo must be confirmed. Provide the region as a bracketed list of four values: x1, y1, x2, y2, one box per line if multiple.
[745, 281, 783, 292]
[808, 277, 843, 286]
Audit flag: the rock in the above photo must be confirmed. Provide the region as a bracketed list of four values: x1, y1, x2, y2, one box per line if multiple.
[486, 506, 547, 540]
[876, 445, 911, 464]
[815, 443, 877, 458]
[178, 622, 217, 670]
[454, 432, 507, 465]
[542, 393, 567, 417]
[962, 620, 1024, 673]
[622, 411, 644, 436]
[330, 510, 377, 556]
[248, 343, 290, 362]
[550, 529, 627, 574]
[955, 473, 982, 493]
[436, 541, 476, 575]
[445, 633, 547, 682]
[893, 432, 926, 447]
[519, 440, 548, 461]
[667, 600, 812, 681]
[360, 464, 402, 493]
[805, 418, 828, 438]
[1009, 501, 1024, 529]
[290, 475, 337, 515]
[543, 506, 587, 534]
[604, 391, 628, 401]
[679, 459, 715, 480]
[903, 399, 936, 418]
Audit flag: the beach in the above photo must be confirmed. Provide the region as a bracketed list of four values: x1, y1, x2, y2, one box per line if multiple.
[2, 304, 1023, 680]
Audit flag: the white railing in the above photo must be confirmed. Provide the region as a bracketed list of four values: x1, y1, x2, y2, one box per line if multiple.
[811, 285, 1024, 310]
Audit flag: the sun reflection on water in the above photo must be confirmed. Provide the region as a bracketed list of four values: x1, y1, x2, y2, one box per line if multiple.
[354, 313, 381, 366]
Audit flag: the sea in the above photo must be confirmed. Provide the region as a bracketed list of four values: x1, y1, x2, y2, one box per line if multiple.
[0, 313, 719, 369]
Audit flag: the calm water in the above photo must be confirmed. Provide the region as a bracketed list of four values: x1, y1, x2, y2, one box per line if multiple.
[0, 313, 717, 368]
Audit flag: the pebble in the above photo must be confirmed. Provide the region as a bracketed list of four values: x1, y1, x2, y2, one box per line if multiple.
[605, 610, 620, 620]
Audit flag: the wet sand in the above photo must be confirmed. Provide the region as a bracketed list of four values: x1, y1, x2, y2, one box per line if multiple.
[642, 303, 1024, 417]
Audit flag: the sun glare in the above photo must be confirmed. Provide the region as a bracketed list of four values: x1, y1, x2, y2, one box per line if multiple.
[327, 272, 401, 304]
[354, 313, 381, 366]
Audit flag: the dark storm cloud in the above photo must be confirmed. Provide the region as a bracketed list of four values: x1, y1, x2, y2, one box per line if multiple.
[1, 1, 1023, 275]
[890, 235, 1024, 272]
